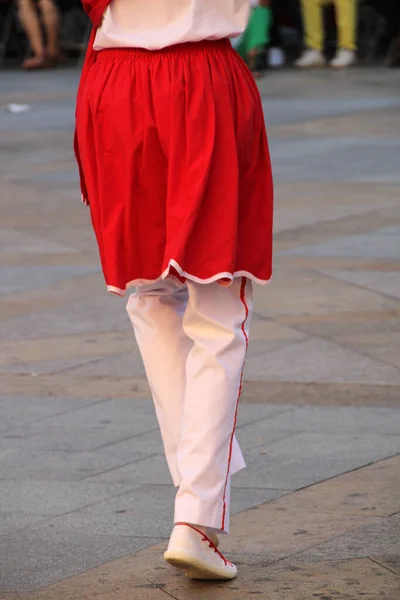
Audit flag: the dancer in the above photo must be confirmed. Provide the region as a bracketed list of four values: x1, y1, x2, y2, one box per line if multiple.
[75, 0, 273, 581]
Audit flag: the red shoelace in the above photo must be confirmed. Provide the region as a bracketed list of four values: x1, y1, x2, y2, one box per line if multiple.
[175, 522, 233, 567]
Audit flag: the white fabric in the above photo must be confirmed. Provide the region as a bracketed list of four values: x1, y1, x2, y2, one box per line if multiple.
[94, 0, 250, 50]
[126, 277, 253, 533]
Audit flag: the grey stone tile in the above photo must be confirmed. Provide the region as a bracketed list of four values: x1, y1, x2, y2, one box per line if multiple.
[0, 513, 49, 536]
[0, 525, 162, 594]
[0, 357, 107, 375]
[263, 96, 400, 127]
[43, 484, 177, 539]
[231, 488, 288, 515]
[0, 447, 149, 482]
[65, 351, 147, 378]
[0, 227, 77, 256]
[0, 101, 75, 132]
[258, 406, 400, 435]
[322, 270, 400, 301]
[236, 426, 299, 452]
[233, 432, 400, 490]
[0, 480, 138, 515]
[0, 396, 106, 432]
[0, 294, 128, 340]
[271, 137, 400, 184]
[292, 513, 400, 563]
[5, 398, 159, 451]
[0, 265, 100, 296]
[86, 453, 172, 486]
[236, 404, 295, 429]
[243, 337, 400, 385]
[283, 227, 400, 260]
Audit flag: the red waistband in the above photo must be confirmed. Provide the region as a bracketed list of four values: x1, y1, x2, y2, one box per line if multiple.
[95, 38, 232, 60]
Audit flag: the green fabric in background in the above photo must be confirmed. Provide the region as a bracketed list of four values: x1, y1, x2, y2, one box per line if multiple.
[237, 6, 272, 58]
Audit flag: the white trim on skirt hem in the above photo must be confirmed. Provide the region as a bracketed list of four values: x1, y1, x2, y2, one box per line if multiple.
[106, 259, 271, 297]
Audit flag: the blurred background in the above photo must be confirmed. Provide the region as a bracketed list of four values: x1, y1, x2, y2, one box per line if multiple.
[0, 0, 399, 71]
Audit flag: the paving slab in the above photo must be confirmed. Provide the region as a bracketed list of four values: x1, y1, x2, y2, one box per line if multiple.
[0, 396, 107, 432]
[0, 480, 138, 515]
[293, 513, 400, 563]
[233, 431, 400, 489]
[323, 269, 400, 301]
[1, 526, 163, 594]
[244, 335, 400, 384]
[254, 405, 400, 435]
[0, 265, 100, 296]
[4, 398, 159, 451]
[0, 447, 149, 482]
[284, 226, 400, 260]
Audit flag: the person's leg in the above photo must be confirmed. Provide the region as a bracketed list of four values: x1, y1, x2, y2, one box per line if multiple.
[334, 0, 357, 51]
[17, 0, 45, 68]
[246, 4, 273, 76]
[296, 0, 326, 66]
[301, 0, 324, 51]
[164, 278, 252, 580]
[174, 277, 252, 534]
[37, 0, 61, 61]
[126, 278, 191, 486]
[330, 0, 357, 67]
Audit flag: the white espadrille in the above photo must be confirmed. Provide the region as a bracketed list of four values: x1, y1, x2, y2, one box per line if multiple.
[295, 48, 325, 68]
[164, 523, 237, 581]
[330, 48, 356, 68]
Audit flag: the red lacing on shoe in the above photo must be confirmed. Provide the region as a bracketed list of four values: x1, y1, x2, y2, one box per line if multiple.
[175, 523, 233, 567]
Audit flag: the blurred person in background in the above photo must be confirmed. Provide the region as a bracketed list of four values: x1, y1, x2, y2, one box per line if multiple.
[17, 0, 62, 69]
[268, 0, 286, 68]
[234, 0, 273, 76]
[296, 0, 357, 68]
[368, 0, 400, 67]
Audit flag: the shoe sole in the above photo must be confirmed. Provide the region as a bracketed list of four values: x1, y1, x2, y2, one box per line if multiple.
[296, 62, 326, 68]
[330, 62, 356, 69]
[164, 550, 237, 581]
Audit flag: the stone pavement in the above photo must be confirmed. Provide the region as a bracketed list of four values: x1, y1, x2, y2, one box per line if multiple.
[0, 66, 399, 599]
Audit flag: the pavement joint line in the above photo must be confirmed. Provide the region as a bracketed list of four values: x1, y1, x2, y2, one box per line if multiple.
[146, 579, 180, 600]
[81, 453, 162, 481]
[273, 316, 400, 375]
[90, 427, 160, 452]
[30, 483, 145, 522]
[236, 406, 298, 430]
[368, 557, 400, 577]
[0, 396, 113, 435]
[46, 354, 122, 376]
[253, 454, 400, 503]
[314, 268, 400, 307]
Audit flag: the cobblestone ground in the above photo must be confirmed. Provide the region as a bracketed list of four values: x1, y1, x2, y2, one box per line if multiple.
[0, 66, 399, 599]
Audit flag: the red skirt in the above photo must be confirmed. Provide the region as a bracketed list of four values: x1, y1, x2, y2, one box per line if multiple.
[75, 39, 273, 295]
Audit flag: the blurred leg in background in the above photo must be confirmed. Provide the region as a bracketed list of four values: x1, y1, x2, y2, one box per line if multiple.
[295, 0, 326, 67]
[296, 0, 357, 68]
[17, 0, 61, 69]
[330, 0, 357, 67]
[236, 0, 272, 77]
[38, 0, 61, 64]
[268, 0, 286, 67]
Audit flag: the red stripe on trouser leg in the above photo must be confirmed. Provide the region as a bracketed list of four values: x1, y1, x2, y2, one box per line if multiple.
[221, 277, 249, 531]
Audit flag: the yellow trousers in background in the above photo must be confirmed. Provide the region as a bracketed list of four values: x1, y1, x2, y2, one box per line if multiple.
[300, 0, 357, 51]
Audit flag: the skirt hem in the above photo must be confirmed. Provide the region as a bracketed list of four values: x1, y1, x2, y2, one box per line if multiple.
[106, 259, 271, 296]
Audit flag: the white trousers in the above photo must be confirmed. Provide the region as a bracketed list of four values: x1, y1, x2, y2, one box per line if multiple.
[126, 277, 253, 533]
